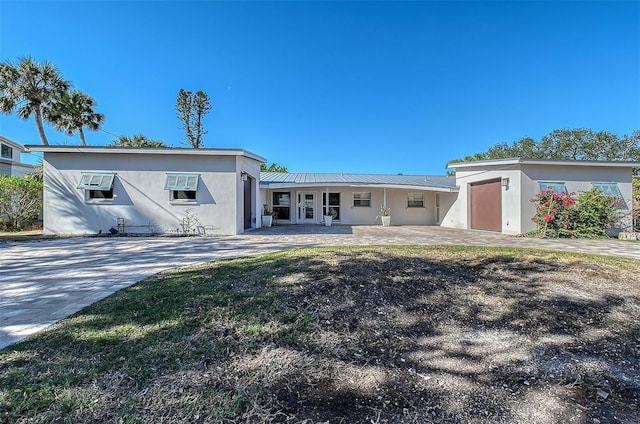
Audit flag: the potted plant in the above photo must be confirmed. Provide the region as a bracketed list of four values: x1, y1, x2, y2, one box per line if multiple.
[262, 204, 273, 228]
[378, 206, 391, 226]
[323, 208, 337, 226]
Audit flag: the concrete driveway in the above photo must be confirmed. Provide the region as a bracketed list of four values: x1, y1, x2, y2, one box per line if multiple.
[2, 225, 639, 349]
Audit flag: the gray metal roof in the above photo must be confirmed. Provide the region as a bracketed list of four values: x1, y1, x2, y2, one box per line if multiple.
[260, 172, 458, 191]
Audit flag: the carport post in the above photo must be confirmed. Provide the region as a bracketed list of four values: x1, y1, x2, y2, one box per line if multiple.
[383, 188, 387, 209]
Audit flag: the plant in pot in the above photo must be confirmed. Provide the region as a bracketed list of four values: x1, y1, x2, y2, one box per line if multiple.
[323, 208, 337, 226]
[377, 206, 391, 226]
[262, 204, 274, 228]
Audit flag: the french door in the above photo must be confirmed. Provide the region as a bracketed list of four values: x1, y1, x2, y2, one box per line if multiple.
[298, 192, 316, 223]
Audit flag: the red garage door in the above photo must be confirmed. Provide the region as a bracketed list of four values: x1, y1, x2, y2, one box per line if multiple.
[470, 179, 502, 231]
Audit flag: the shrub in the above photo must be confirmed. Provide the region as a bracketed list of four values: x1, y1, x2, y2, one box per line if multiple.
[0, 175, 43, 231]
[530, 188, 618, 238]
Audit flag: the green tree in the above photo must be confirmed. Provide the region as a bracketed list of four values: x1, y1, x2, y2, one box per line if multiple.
[50, 90, 104, 146]
[260, 163, 288, 172]
[0, 57, 70, 145]
[0, 175, 43, 230]
[449, 128, 640, 165]
[109, 134, 166, 148]
[176, 89, 212, 148]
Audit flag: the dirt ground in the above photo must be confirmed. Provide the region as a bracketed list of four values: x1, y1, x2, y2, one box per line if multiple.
[2, 247, 639, 423]
[229, 248, 640, 423]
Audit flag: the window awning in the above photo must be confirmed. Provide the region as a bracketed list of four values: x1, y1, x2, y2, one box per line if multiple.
[78, 173, 115, 190]
[164, 173, 199, 191]
[592, 183, 622, 198]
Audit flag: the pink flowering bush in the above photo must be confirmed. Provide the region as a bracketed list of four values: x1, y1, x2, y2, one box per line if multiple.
[530, 188, 618, 238]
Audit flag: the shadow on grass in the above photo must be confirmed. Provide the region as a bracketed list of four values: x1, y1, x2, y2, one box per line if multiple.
[1, 246, 639, 423]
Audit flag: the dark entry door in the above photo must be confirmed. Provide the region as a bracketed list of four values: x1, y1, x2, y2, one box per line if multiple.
[469, 179, 501, 231]
[243, 178, 251, 229]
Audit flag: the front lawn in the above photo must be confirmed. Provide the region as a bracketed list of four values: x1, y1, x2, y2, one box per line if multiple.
[1, 246, 639, 423]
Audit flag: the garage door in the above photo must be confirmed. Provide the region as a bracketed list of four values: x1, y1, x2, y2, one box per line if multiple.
[470, 179, 502, 231]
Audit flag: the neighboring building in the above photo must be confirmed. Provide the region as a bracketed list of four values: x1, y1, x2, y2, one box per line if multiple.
[444, 158, 639, 236]
[26, 145, 639, 236]
[0, 136, 35, 176]
[27, 146, 264, 236]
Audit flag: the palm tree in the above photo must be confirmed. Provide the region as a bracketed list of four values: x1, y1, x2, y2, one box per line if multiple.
[0, 57, 70, 145]
[50, 90, 104, 146]
[109, 134, 166, 148]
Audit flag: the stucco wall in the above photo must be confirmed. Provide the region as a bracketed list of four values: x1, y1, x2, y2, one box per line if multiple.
[520, 164, 635, 234]
[43, 152, 250, 235]
[442, 167, 523, 234]
[260, 186, 449, 225]
[443, 163, 636, 235]
[236, 156, 262, 231]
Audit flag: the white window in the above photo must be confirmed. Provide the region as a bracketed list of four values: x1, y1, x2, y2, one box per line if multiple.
[353, 192, 371, 207]
[165, 173, 199, 202]
[322, 192, 341, 220]
[538, 181, 567, 194]
[592, 182, 622, 198]
[435, 193, 441, 223]
[78, 172, 116, 201]
[1, 144, 12, 159]
[407, 192, 424, 208]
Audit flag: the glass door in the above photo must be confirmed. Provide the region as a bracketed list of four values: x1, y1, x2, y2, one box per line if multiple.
[298, 192, 316, 223]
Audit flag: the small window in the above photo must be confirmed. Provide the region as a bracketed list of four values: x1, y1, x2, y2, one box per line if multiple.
[538, 181, 567, 194]
[273, 192, 291, 220]
[165, 173, 199, 202]
[353, 192, 371, 207]
[407, 192, 424, 208]
[1, 144, 12, 159]
[592, 183, 622, 198]
[435, 193, 441, 223]
[78, 172, 115, 201]
[173, 190, 197, 200]
[89, 189, 114, 199]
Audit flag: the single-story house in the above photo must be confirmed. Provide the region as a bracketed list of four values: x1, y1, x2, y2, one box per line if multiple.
[1, 136, 35, 177]
[26, 145, 639, 236]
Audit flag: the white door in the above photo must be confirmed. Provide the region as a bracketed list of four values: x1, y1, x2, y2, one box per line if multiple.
[298, 192, 316, 223]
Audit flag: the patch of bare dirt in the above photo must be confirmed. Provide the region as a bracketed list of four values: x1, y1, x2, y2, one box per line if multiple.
[230, 249, 640, 423]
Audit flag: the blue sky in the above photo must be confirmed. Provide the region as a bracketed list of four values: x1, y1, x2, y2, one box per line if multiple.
[1, 1, 638, 174]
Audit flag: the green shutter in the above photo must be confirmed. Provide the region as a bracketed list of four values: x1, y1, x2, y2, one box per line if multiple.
[164, 173, 199, 190]
[78, 173, 115, 190]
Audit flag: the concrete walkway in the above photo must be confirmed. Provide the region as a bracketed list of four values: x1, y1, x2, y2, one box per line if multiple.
[2, 225, 639, 349]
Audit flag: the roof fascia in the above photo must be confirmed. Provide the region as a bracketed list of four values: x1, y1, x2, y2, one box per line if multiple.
[259, 182, 458, 192]
[448, 158, 640, 169]
[24, 145, 266, 163]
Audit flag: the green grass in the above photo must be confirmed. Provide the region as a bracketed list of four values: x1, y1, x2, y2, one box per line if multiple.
[2, 246, 639, 423]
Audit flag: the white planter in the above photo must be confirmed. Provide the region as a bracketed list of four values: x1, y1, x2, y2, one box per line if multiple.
[262, 215, 273, 227]
[381, 216, 391, 227]
[324, 216, 332, 226]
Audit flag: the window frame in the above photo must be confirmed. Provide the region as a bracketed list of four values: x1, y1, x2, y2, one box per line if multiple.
[1, 144, 12, 160]
[272, 191, 291, 220]
[322, 192, 341, 220]
[353, 192, 371, 207]
[407, 192, 425, 208]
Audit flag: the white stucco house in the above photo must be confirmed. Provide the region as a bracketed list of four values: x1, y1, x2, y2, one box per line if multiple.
[26, 145, 638, 236]
[1, 136, 35, 177]
[28, 146, 264, 235]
